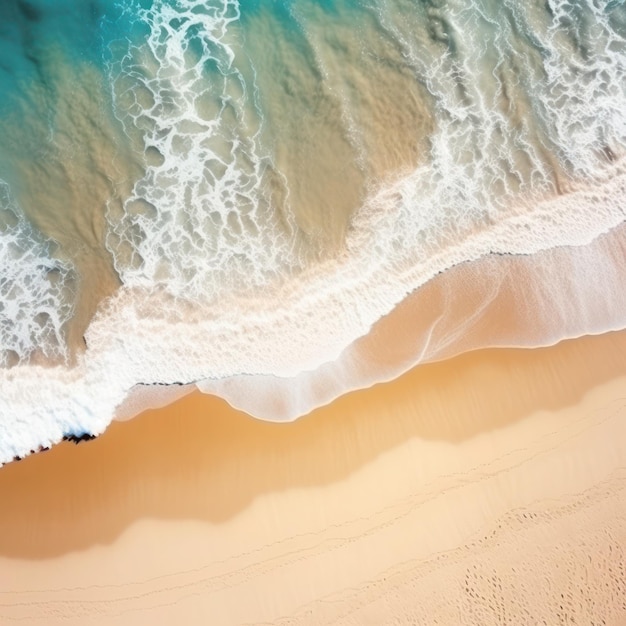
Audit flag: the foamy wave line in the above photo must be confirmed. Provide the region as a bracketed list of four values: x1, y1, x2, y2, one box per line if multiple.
[1, 164, 625, 463]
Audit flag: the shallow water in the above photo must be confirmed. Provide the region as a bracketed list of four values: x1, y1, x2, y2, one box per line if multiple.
[0, 0, 625, 461]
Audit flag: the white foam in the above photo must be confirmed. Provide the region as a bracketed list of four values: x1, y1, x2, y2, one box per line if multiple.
[0, 181, 75, 368]
[105, 0, 301, 301]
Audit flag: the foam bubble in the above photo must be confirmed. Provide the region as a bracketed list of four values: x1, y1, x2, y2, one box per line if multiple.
[105, 0, 302, 301]
[0, 181, 75, 368]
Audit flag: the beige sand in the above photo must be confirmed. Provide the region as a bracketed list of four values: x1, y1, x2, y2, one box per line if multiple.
[1, 328, 625, 624]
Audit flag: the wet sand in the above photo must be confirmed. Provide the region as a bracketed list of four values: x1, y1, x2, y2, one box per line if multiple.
[1, 329, 626, 624]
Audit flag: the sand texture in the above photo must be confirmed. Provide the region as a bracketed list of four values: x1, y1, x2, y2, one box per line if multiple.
[1, 330, 625, 624]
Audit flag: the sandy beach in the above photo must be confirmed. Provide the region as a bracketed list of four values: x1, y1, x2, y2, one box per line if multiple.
[1, 2, 625, 624]
[1, 328, 625, 624]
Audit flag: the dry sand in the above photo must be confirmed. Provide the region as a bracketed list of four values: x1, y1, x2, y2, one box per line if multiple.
[0, 328, 625, 624]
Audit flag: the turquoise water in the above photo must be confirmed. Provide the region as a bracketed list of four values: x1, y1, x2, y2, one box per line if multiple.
[1, 0, 626, 460]
[0, 0, 129, 108]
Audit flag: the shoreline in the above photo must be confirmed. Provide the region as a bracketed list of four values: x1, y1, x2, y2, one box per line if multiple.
[1, 329, 625, 623]
[2, 207, 626, 464]
[192, 217, 626, 421]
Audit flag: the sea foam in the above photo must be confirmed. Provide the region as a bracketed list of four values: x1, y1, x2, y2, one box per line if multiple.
[1, 0, 626, 463]
[0, 181, 75, 369]
[105, 0, 302, 301]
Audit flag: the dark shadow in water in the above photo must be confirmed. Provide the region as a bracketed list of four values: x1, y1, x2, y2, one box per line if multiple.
[0, 329, 625, 559]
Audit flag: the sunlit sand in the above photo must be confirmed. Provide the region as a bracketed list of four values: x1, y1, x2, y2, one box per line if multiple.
[1, 330, 625, 624]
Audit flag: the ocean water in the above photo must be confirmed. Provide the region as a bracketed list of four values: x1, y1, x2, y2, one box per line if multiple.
[1, 0, 625, 461]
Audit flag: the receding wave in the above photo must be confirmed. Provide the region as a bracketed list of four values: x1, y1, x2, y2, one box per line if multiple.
[1, 0, 626, 461]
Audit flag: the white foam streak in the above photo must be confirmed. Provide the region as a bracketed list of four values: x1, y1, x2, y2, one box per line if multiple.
[0, 181, 75, 368]
[106, 0, 298, 300]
